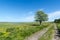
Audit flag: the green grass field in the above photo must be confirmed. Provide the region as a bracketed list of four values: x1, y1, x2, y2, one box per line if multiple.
[0, 22, 51, 40]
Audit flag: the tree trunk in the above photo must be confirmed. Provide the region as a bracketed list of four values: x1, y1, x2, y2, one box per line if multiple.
[39, 20, 42, 25]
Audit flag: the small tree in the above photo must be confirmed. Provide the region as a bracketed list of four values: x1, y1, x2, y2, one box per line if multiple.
[35, 11, 48, 25]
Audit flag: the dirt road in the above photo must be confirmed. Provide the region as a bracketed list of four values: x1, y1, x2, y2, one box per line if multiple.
[24, 25, 52, 40]
[52, 23, 60, 40]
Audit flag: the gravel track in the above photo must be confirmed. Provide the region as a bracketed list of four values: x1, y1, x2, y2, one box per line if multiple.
[24, 25, 52, 40]
[52, 23, 60, 40]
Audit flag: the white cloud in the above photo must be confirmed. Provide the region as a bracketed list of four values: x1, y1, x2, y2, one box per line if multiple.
[0, 11, 35, 22]
[2, 10, 60, 22]
[0, 15, 34, 22]
[24, 15, 34, 22]
[21, 11, 34, 22]
[20, 11, 60, 22]
[39, 9, 44, 11]
[28, 11, 33, 14]
[16, 15, 34, 22]
[48, 11, 60, 21]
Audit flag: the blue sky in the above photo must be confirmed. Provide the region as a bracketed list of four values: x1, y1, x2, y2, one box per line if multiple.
[0, 0, 60, 22]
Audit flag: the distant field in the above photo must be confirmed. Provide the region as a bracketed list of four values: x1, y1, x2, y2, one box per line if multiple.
[0, 22, 51, 40]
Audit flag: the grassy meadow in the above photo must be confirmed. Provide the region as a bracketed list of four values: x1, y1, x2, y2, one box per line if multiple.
[0, 22, 51, 40]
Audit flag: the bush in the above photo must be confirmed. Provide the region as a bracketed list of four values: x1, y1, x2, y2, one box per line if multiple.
[54, 19, 60, 23]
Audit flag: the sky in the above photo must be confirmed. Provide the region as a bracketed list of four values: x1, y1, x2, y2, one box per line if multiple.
[0, 0, 60, 22]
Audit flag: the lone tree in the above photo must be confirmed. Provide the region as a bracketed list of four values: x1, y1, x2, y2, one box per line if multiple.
[35, 11, 48, 25]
